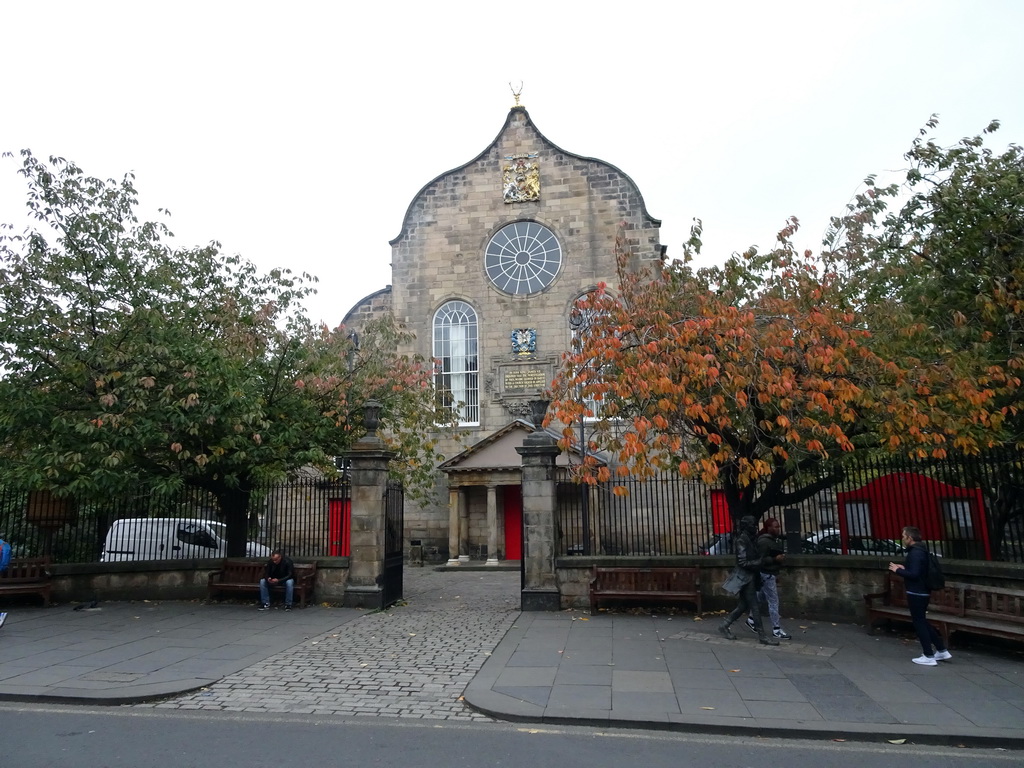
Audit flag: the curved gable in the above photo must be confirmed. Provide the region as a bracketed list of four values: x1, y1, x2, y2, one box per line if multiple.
[389, 107, 660, 247]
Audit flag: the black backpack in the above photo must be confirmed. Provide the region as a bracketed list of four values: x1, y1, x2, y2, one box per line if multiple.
[926, 550, 945, 591]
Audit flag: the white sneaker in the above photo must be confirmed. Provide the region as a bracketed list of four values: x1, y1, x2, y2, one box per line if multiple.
[912, 655, 938, 666]
[933, 649, 952, 661]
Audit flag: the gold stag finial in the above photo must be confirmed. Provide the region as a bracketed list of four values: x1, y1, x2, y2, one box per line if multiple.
[509, 81, 524, 108]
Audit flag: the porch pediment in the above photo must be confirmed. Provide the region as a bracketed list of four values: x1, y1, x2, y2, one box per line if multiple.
[439, 419, 599, 474]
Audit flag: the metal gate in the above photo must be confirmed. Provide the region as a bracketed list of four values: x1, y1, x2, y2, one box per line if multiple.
[382, 479, 404, 607]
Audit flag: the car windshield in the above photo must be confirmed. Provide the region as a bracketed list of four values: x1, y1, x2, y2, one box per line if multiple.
[207, 522, 227, 540]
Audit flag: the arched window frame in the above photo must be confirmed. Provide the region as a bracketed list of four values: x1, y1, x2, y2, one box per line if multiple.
[568, 293, 606, 422]
[433, 300, 480, 426]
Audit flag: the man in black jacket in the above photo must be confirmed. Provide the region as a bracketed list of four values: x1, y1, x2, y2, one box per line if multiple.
[719, 515, 781, 646]
[258, 548, 295, 611]
[888, 526, 951, 666]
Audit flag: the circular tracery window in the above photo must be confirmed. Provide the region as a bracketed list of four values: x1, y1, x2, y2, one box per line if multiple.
[484, 221, 562, 295]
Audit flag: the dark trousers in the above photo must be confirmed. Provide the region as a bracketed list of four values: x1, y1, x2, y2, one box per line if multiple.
[725, 578, 762, 630]
[907, 593, 946, 656]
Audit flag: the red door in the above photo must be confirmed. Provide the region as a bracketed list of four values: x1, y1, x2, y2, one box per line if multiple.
[711, 490, 730, 534]
[328, 498, 351, 556]
[503, 486, 522, 560]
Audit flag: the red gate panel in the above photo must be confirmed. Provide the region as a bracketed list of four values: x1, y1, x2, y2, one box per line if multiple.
[503, 486, 522, 560]
[328, 497, 350, 557]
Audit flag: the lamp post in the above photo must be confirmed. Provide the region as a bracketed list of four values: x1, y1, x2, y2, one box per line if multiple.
[579, 407, 590, 556]
[568, 305, 592, 556]
[346, 330, 360, 372]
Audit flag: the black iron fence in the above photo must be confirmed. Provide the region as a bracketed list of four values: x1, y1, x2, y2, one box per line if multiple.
[0, 476, 350, 564]
[557, 449, 1024, 562]
[4, 450, 1021, 566]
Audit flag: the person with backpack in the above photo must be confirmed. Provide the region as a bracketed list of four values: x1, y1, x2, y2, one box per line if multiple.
[888, 525, 951, 666]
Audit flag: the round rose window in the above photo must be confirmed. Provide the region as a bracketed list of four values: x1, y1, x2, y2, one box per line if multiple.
[484, 221, 562, 295]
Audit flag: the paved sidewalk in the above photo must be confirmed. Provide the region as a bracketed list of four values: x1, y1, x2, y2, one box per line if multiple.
[0, 599, 361, 703]
[464, 609, 1024, 745]
[1, 567, 1022, 746]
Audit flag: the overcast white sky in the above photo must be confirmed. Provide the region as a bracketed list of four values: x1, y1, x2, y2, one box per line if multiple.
[2, 1, 1022, 327]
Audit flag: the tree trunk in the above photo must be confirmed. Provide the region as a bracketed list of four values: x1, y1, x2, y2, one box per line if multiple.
[216, 484, 252, 558]
[722, 472, 755, 527]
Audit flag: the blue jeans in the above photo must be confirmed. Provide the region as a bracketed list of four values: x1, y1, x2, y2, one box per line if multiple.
[758, 573, 782, 628]
[907, 592, 946, 656]
[259, 578, 294, 606]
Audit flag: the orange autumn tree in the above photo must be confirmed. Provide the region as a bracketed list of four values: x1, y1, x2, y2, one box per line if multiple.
[549, 220, 1006, 522]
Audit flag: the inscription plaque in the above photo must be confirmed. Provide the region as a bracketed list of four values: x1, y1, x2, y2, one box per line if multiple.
[503, 368, 547, 391]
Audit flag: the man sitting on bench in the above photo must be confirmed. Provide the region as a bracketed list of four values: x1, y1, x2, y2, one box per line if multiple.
[258, 548, 295, 612]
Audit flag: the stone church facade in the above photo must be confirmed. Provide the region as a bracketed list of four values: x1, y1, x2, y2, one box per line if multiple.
[343, 104, 664, 564]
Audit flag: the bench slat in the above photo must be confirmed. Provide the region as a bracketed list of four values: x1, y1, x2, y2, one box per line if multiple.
[865, 574, 1024, 645]
[0, 557, 52, 606]
[590, 567, 701, 613]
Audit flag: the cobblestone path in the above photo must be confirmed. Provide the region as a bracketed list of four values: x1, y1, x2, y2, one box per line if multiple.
[139, 568, 521, 720]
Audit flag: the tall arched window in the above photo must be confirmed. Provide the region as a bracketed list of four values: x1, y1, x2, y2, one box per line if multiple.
[433, 300, 479, 425]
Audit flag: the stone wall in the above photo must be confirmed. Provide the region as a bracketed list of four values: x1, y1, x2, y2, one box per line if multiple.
[341, 286, 393, 332]
[47, 559, 351, 604]
[25, 557, 1024, 622]
[556, 556, 1024, 623]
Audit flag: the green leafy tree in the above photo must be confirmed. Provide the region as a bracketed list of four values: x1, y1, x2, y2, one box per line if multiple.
[0, 151, 450, 554]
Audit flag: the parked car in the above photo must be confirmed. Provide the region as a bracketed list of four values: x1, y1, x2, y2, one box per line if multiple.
[698, 532, 733, 555]
[804, 528, 900, 556]
[801, 528, 840, 552]
[100, 518, 270, 562]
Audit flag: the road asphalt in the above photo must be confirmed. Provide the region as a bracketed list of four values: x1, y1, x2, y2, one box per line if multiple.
[0, 566, 1021, 746]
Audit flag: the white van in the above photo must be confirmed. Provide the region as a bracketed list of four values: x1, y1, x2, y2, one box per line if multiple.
[100, 518, 271, 562]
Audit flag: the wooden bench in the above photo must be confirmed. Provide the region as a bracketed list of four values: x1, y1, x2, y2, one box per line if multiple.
[0, 557, 53, 606]
[590, 566, 701, 613]
[864, 574, 1024, 645]
[207, 558, 317, 607]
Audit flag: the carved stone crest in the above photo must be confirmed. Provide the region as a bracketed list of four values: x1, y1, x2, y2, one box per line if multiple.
[503, 154, 540, 203]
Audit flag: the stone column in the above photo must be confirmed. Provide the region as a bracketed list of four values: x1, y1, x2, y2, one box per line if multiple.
[485, 485, 499, 566]
[458, 491, 470, 564]
[342, 401, 396, 610]
[515, 400, 561, 611]
[446, 487, 461, 567]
